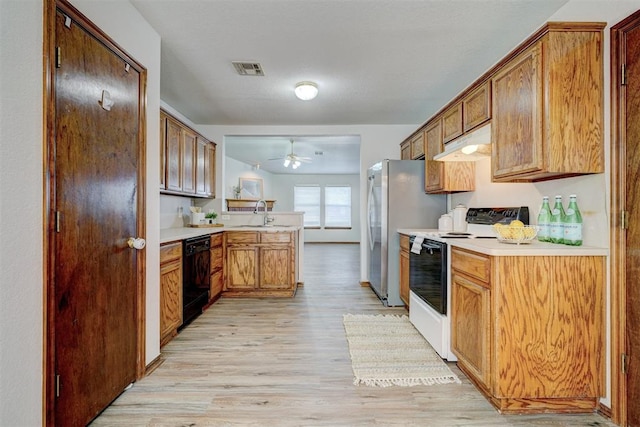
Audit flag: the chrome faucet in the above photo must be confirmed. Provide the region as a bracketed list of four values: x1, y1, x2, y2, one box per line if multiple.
[254, 199, 274, 226]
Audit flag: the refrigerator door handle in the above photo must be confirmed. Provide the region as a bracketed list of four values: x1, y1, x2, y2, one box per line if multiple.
[367, 175, 375, 251]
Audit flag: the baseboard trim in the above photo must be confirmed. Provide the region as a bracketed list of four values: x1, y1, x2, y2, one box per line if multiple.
[144, 354, 164, 376]
[360, 281, 370, 288]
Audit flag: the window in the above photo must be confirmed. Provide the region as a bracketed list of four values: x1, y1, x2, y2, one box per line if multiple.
[325, 186, 351, 228]
[294, 185, 321, 227]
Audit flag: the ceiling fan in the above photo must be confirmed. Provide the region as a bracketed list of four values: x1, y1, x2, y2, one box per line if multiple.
[269, 139, 312, 169]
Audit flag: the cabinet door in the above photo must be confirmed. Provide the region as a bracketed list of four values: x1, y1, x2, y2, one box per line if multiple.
[463, 81, 491, 132]
[442, 101, 463, 143]
[451, 272, 491, 389]
[492, 43, 544, 178]
[165, 117, 182, 192]
[410, 132, 425, 159]
[424, 120, 444, 192]
[195, 137, 207, 196]
[400, 248, 410, 307]
[259, 246, 292, 290]
[181, 128, 197, 194]
[400, 141, 411, 160]
[209, 245, 223, 300]
[225, 246, 258, 290]
[205, 143, 216, 197]
[160, 258, 182, 345]
[159, 112, 167, 189]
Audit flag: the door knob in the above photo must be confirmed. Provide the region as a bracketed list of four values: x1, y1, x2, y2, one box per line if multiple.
[127, 237, 146, 250]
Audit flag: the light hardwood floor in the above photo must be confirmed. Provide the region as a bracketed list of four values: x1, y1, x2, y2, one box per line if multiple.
[91, 243, 615, 426]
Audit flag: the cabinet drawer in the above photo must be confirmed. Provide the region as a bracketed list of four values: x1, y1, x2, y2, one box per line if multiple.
[210, 232, 223, 247]
[160, 242, 182, 264]
[225, 231, 259, 244]
[452, 248, 490, 284]
[210, 246, 223, 271]
[260, 231, 292, 244]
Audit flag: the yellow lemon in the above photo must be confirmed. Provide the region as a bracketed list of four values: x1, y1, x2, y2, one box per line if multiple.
[509, 220, 525, 228]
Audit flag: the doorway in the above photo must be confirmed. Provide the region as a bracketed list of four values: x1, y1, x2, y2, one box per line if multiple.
[44, 0, 147, 425]
[612, 10, 640, 427]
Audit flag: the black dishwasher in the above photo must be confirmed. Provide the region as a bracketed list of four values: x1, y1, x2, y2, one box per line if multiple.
[181, 235, 210, 328]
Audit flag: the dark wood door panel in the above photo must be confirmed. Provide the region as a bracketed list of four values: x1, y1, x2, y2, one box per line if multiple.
[53, 7, 140, 426]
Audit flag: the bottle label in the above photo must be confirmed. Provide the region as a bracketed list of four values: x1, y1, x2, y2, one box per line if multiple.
[564, 223, 582, 241]
[566, 208, 575, 215]
[552, 208, 561, 215]
[538, 224, 550, 239]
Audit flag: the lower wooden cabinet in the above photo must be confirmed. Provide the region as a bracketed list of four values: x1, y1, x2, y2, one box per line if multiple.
[399, 234, 410, 307]
[450, 247, 605, 414]
[223, 230, 296, 297]
[160, 242, 182, 346]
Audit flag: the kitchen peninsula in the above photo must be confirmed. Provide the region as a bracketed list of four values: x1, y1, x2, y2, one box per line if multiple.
[159, 212, 304, 345]
[399, 229, 607, 414]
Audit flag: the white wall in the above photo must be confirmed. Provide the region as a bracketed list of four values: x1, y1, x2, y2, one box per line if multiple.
[0, 2, 44, 425]
[224, 156, 275, 204]
[271, 173, 361, 242]
[0, 1, 161, 425]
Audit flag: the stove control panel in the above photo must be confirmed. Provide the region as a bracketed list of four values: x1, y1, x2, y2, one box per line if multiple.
[465, 206, 529, 226]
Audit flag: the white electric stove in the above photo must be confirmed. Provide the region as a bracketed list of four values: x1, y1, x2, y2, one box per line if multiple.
[409, 206, 529, 360]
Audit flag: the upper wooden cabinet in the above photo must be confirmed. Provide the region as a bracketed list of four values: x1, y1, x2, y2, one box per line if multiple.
[400, 131, 425, 160]
[491, 23, 605, 182]
[462, 81, 491, 132]
[400, 140, 411, 160]
[424, 119, 475, 194]
[442, 101, 463, 144]
[410, 132, 425, 159]
[160, 109, 216, 198]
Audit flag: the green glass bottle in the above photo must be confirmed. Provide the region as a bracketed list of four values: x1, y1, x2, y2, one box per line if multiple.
[549, 195, 565, 244]
[562, 194, 583, 246]
[537, 196, 551, 242]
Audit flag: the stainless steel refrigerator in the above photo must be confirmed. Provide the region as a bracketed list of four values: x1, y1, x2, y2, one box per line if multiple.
[367, 160, 446, 306]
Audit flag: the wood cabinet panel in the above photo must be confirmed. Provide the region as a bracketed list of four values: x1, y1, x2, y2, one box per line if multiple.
[205, 143, 216, 198]
[225, 231, 259, 244]
[195, 138, 207, 196]
[165, 117, 182, 192]
[492, 44, 543, 178]
[451, 248, 490, 284]
[492, 25, 604, 181]
[492, 256, 605, 401]
[225, 246, 258, 290]
[424, 120, 475, 194]
[209, 233, 223, 302]
[451, 272, 491, 388]
[399, 234, 410, 307]
[463, 81, 491, 132]
[160, 112, 167, 189]
[181, 128, 196, 194]
[410, 132, 425, 159]
[261, 232, 292, 244]
[400, 140, 411, 160]
[259, 247, 292, 289]
[160, 242, 182, 346]
[442, 101, 463, 143]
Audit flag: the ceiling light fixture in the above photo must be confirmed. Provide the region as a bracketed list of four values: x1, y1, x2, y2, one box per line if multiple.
[294, 81, 318, 101]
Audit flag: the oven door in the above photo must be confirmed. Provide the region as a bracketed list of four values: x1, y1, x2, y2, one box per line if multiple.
[409, 237, 447, 315]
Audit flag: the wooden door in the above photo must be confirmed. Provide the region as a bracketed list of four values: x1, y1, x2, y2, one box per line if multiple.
[613, 11, 640, 426]
[48, 3, 145, 425]
[226, 246, 258, 290]
[165, 116, 182, 192]
[182, 128, 197, 194]
[259, 246, 291, 289]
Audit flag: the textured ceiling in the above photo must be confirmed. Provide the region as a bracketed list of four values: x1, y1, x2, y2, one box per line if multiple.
[130, 0, 568, 173]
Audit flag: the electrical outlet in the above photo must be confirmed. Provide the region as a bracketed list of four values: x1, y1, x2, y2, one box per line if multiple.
[221, 214, 230, 220]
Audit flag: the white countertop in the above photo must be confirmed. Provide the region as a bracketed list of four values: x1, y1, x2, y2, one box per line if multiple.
[161, 225, 301, 244]
[398, 228, 608, 256]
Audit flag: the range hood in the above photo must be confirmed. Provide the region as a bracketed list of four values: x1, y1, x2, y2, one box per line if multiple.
[434, 123, 491, 162]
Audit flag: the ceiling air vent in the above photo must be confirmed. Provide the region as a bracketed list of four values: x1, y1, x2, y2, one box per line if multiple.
[232, 61, 264, 76]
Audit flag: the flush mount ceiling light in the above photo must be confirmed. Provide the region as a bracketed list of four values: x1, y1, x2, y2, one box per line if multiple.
[294, 81, 318, 101]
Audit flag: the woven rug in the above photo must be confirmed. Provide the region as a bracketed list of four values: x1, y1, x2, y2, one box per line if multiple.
[342, 314, 461, 387]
